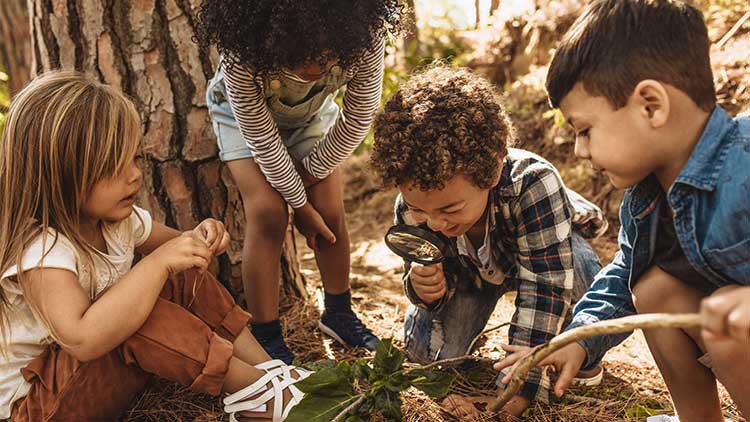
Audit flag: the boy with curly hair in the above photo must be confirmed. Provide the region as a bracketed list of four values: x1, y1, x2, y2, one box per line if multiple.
[496, 1, 750, 420]
[195, 0, 404, 363]
[370, 65, 608, 417]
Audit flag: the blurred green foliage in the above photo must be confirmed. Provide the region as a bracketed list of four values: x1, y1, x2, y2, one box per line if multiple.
[0, 69, 9, 135]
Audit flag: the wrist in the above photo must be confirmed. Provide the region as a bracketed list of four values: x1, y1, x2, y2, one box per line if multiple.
[138, 254, 169, 280]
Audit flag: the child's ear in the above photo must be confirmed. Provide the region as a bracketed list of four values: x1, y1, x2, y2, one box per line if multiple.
[631, 80, 670, 128]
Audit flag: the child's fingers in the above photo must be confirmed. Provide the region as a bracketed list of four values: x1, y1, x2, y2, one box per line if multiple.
[306, 234, 318, 251]
[204, 222, 217, 244]
[727, 306, 750, 343]
[493, 355, 522, 373]
[215, 231, 230, 255]
[316, 220, 336, 244]
[411, 264, 438, 277]
[701, 294, 736, 337]
[553, 362, 579, 397]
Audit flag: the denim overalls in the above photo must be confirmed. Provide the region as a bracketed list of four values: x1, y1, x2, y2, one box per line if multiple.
[205, 63, 353, 161]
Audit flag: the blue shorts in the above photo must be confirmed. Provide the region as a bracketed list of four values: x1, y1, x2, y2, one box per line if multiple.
[205, 70, 339, 162]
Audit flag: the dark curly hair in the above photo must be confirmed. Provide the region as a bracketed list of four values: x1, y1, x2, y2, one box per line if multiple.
[371, 65, 516, 191]
[194, 0, 404, 75]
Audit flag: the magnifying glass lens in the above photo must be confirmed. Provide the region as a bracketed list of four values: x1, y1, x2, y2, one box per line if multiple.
[384, 225, 448, 265]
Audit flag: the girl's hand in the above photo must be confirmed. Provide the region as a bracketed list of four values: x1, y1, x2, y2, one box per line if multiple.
[495, 343, 587, 398]
[701, 285, 750, 343]
[193, 218, 230, 255]
[293, 202, 336, 251]
[148, 231, 213, 277]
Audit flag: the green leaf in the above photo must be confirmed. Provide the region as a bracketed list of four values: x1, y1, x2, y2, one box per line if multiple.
[294, 364, 354, 396]
[372, 339, 405, 378]
[384, 372, 413, 393]
[351, 358, 371, 381]
[625, 404, 661, 418]
[372, 390, 403, 421]
[407, 369, 455, 398]
[285, 393, 360, 422]
[299, 358, 338, 372]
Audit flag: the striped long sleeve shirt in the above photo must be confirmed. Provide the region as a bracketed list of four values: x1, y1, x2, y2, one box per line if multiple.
[222, 38, 386, 208]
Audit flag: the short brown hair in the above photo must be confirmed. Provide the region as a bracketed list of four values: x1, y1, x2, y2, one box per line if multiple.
[546, 0, 715, 111]
[371, 65, 515, 191]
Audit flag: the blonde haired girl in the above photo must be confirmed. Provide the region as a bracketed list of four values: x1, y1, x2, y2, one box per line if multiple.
[0, 71, 307, 422]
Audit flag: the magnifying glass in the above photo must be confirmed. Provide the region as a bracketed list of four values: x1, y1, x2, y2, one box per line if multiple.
[384, 224, 456, 265]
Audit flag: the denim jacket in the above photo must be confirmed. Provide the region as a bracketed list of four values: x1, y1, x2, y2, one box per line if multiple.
[567, 107, 750, 370]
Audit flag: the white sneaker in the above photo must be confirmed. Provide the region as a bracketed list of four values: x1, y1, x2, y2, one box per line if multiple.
[647, 416, 733, 422]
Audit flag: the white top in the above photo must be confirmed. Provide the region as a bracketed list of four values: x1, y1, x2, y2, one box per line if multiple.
[222, 37, 385, 208]
[0, 206, 153, 418]
[457, 211, 507, 285]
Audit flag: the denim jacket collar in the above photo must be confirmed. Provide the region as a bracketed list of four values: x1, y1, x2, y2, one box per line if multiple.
[627, 106, 733, 219]
[674, 106, 734, 191]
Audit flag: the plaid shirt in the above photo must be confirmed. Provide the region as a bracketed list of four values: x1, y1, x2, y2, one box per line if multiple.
[396, 148, 607, 403]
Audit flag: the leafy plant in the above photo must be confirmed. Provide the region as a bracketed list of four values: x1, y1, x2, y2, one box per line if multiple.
[286, 339, 455, 422]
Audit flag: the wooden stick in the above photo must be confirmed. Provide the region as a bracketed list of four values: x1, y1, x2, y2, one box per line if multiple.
[717, 10, 750, 50]
[489, 313, 702, 412]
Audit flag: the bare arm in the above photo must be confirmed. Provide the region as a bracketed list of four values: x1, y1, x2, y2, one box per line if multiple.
[21, 234, 212, 362]
[136, 221, 180, 255]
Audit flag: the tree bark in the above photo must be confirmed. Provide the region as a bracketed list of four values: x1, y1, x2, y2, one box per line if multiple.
[400, 0, 419, 70]
[27, 0, 307, 304]
[0, 0, 31, 95]
[490, 0, 500, 17]
[475, 0, 482, 28]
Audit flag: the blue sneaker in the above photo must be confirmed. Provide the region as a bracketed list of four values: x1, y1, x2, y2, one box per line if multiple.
[255, 332, 295, 365]
[319, 310, 379, 351]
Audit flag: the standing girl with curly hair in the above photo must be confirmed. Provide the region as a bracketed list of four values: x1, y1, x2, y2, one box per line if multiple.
[195, 0, 403, 363]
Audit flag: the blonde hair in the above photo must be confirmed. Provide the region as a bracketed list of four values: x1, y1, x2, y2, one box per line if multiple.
[0, 71, 142, 343]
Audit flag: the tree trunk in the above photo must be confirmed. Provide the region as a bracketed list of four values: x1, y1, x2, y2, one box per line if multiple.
[27, 0, 307, 304]
[490, 0, 500, 17]
[401, 0, 419, 69]
[475, 0, 482, 28]
[0, 0, 31, 95]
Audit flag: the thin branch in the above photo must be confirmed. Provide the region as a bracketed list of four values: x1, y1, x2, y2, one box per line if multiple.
[406, 355, 496, 373]
[489, 313, 702, 411]
[717, 10, 750, 50]
[331, 395, 365, 422]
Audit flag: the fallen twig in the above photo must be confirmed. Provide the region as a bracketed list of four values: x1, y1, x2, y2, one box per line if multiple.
[489, 313, 702, 411]
[717, 10, 750, 50]
[331, 395, 366, 422]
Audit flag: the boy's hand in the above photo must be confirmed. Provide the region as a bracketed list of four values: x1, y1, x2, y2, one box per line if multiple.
[192, 218, 230, 255]
[408, 263, 447, 304]
[294, 202, 336, 251]
[148, 231, 213, 277]
[701, 285, 750, 343]
[495, 343, 587, 398]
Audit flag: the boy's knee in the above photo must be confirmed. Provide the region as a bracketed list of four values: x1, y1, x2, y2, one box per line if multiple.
[703, 338, 750, 378]
[632, 266, 691, 313]
[632, 268, 667, 313]
[244, 203, 288, 240]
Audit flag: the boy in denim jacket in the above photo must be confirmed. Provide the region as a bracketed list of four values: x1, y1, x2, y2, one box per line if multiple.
[496, 1, 750, 420]
[370, 65, 608, 418]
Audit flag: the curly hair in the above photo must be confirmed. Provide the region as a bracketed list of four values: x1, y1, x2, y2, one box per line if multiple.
[371, 65, 516, 191]
[194, 0, 404, 76]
